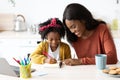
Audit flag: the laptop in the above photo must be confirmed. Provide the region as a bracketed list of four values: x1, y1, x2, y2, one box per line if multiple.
[0, 58, 35, 77]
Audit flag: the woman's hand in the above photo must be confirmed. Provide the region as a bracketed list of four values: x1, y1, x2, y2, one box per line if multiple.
[64, 58, 81, 66]
[45, 58, 57, 64]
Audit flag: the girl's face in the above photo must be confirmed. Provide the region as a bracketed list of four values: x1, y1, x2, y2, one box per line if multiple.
[46, 32, 61, 48]
[65, 19, 86, 37]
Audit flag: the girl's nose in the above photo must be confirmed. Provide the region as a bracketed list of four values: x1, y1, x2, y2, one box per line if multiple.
[52, 40, 57, 44]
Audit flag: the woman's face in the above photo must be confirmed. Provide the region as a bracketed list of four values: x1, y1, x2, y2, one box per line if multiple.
[65, 19, 86, 37]
[46, 32, 61, 48]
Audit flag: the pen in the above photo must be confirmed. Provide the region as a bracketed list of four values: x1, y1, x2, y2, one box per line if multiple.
[43, 51, 53, 58]
[59, 61, 63, 68]
[24, 57, 27, 65]
[27, 56, 30, 64]
[19, 57, 25, 65]
[13, 57, 20, 65]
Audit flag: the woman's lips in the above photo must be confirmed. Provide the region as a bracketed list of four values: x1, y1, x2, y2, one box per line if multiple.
[75, 32, 81, 37]
[75, 32, 80, 35]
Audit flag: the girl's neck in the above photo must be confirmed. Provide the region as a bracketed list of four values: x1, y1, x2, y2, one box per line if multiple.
[51, 47, 57, 52]
[50, 45, 59, 52]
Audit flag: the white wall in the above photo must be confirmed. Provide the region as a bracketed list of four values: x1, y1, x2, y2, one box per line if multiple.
[0, 0, 120, 63]
[0, 0, 120, 26]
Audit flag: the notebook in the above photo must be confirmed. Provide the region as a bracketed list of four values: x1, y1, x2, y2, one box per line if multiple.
[0, 58, 35, 77]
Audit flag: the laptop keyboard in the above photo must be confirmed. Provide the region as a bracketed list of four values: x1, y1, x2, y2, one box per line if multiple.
[10, 65, 20, 77]
[10, 65, 19, 71]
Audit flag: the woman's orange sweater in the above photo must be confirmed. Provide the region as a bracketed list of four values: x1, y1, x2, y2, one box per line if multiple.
[72, 24, 118, 64]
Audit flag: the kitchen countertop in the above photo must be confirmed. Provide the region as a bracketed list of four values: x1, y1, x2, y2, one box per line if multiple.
[0, 31, 41, 39]
[0, 63, 120, 80]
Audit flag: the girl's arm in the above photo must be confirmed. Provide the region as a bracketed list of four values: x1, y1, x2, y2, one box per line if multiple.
[30, 42, 47, 64]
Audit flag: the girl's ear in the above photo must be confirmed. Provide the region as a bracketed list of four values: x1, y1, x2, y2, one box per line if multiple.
[45, 35, 48, 40]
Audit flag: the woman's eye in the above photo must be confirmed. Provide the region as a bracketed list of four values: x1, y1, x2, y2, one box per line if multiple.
[71, 25, 76, 29]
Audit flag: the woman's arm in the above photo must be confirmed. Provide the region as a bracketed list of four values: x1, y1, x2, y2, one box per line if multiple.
[102, 27, 118, 64]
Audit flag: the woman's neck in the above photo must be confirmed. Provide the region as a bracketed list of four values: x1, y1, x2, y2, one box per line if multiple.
[81, 30, 94, 39]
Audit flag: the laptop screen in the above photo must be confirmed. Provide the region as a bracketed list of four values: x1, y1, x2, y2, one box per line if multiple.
[0, 58, 18, 77]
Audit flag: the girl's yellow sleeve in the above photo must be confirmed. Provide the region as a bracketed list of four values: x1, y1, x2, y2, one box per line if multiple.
[60, 42, 71, 60]
[30, 41, 48, 64]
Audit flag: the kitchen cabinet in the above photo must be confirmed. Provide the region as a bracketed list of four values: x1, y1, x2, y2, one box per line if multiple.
[0, 31, 41, 64]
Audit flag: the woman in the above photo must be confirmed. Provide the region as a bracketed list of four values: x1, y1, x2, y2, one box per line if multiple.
[63, 3, 118, 65]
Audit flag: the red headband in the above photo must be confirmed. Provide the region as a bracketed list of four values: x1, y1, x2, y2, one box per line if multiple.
[39, 18, 61, 31]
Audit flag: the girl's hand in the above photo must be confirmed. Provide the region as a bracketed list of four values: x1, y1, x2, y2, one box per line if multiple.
[64, 58, 81, 66]
[45, 58, 57, 64]
[49, 58, 57, 64]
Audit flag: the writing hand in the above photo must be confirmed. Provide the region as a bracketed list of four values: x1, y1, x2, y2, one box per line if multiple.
[45, 58, 57, 64]
[64, 58, 81, 66]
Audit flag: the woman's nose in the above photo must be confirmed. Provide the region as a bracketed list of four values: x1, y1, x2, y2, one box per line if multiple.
[71, 29, 76, 33]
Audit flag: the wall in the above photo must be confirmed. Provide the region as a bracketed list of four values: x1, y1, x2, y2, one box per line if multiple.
[0, 0, 120, 27]
[0, 0, 120, 63]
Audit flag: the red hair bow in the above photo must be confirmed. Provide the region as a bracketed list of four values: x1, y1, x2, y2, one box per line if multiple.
[39, 18, 61, 31]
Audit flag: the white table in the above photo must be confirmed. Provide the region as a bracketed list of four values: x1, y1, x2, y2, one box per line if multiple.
[0, 63, 120, 80]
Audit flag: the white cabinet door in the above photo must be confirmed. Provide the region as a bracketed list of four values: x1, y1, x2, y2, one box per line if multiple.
[0, 38, 40, 64]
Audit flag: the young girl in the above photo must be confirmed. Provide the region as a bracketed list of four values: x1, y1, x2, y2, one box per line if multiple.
[30, 18, 71, 64]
